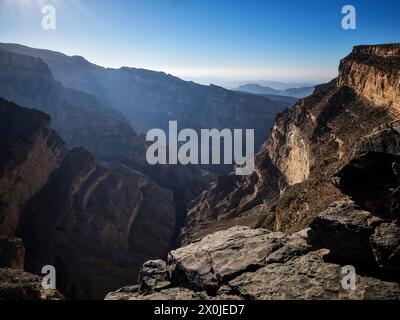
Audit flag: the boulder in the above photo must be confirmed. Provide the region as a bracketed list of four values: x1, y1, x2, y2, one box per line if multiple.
[333, 121, 400, 219]
[370, 222, 400, 270]
[309, 200, 382, 263]
[138, 260, 171, 292]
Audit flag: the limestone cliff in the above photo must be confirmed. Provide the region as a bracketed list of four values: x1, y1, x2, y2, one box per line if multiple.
[337, 44, 400, 113]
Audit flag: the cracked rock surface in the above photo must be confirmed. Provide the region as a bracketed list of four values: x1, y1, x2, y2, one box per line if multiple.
[106, 226, 400, 300]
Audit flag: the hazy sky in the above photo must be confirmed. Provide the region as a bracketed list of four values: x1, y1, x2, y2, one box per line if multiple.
[0, 0, 399, 86]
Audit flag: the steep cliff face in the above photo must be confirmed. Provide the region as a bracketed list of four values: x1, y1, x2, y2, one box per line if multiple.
[337, 44, 400, 113]
[0, 99, 67, 235]
[18, 148, 176, 299]
[182, 44, 399, 244]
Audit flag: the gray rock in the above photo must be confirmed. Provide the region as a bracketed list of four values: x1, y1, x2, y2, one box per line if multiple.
[227, 251, 400, 300]
[138, 260, 171, 292]
[310, 200, 382, 263]
[168, 226, 311, 293]
[371, 222, 400, 270]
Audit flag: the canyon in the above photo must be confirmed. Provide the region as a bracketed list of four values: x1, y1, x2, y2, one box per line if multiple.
[1, 43, 400, 300]
[107, 43, 400, 300]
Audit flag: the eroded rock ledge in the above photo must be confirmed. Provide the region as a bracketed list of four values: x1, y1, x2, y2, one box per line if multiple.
[106, 225, 400, 300]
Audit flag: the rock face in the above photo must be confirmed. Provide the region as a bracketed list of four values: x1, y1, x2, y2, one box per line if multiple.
[106, 227, 400, 300]
[371, 222, 400, 271]
[310, 201, 383, 263]
[0, 98, 67, 235]
[333, 121, 400, 219]
[0, 268, 64, 300]
[0, 100, 177, 299]
[182, 45, 399, 244]
[18, 147, 176, 299]
[337, 44, 400, 113]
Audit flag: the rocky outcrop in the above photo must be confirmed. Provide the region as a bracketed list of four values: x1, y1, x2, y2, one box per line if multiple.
[338, 44, 400, 113]
[182, 45, 399, 244]
[0, 268, 64, 300]
[333, 121, 400, 219]
[310, 200, 383, 263]
[0, 98, 67, 235]
[314, 116, 400, 271]
[106, 226, 400, 300]
[371, 222, 400, 271]
[310, 121, 400, 271]
[309, 199, 400, 274]
[18, 147, 176, 299]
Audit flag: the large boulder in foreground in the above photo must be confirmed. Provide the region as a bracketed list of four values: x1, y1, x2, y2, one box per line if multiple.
[168, 226, 311, 294]
[309, 200, 382, 263]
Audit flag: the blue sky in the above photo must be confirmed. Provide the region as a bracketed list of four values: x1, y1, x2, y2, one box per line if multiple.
[0, 0, 399, 86]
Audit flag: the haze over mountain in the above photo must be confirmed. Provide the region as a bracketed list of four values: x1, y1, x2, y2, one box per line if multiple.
[0, 43, 292, 151]
[0, 43, 297, 299]
[235, 83, 315, 99]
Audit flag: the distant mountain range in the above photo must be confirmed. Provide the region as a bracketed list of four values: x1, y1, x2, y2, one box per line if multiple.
[235, 83, 315, 99]
[227, 80, 313, 91]
[0, 43, 292, 150]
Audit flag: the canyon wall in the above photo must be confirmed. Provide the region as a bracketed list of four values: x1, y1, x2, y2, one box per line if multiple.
[182, 44, 399, 244]
[0, 99, 177, 299]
